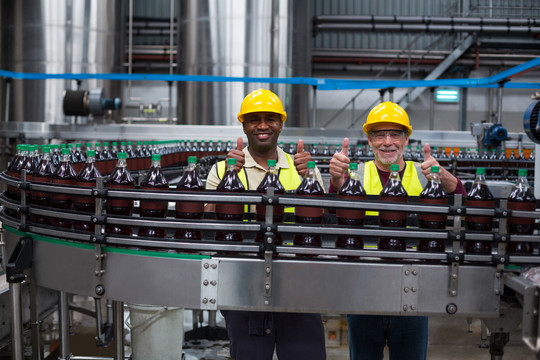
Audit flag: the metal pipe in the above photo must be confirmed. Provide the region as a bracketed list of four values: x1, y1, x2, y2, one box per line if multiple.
[58, 291, 71, 360]
[113, 301, 124, 360]
[95, 298, 104, 343]
[314, 23, 540, 34]
[127, 0, 142, 104]
[10, 282, 24, 360]
[30, 280, 43, 360]
[311, 86, 317, 128]
[459, 86, 468, 131]
[497, 83, 504, 124]
[429, 88, 435, 130]
[314, 15, 540, 26]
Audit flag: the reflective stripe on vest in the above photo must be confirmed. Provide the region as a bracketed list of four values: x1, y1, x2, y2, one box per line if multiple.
[216, 153, 302, 213]
[362, 161, 425, 216]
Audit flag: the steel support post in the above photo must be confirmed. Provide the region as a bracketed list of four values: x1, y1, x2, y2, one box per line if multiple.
[29, 280, 43, 360]
[113, 301, 124, 360]
[10, 282, 25, 360]
[58, 291, 71, 360]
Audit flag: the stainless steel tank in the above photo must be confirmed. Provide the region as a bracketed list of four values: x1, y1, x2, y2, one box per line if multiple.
[178, 0, 312, 127]
[0, 0, 124, 124]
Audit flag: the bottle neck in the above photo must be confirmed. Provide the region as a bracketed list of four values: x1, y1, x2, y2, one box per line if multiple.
[429, 172, 441, 184]
[516, 174, 529, 188]
[305, 166, 316, 179]
[62, 153, 71, 162]
[348, 169, 359, 181]
[474, 173, 487, 184]
[187, 162, 197, 172]
[268, 165, 278, 175]
[117, 158, 127, 168]
[227, 163, 236, 172]
[86, 156, 95, 164]
[152, 159, 161, 168]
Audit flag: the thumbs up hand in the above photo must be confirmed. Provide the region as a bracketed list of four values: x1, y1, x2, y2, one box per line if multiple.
[226, 137, 245, 172]
[420, 142, 459, 194]
[294, 139, 314, 177]
[329, 137, 351, 190]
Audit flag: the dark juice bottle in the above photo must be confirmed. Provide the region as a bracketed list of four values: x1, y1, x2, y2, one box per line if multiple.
[5, 144, 26, 206]
[335, 162, 365, 255]
[215, 158, 245, 242]
[30, 145, 55, 225]
[101, 142, 114, 174]
[464, 167, 494, 255]
[138, 154, 169, 238]
[73, 150, 102, 232]
[175, 156, 205, 240]
[378, 164, 408, 251]
[255, 159, 285, 244]
[294, 161, 324, 250]
[506, 169, 535, 254]
[417, 166, 448, 253]
[50, 148, 77, 228]
[105, 152, 135, 236]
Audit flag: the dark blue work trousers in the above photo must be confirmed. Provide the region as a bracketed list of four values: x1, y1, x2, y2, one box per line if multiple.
[347, 315, 428, 360]
[221, 310, 326, 360]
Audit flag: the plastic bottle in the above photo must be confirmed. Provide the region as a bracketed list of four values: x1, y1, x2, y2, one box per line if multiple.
[294, 161, 324, 251]
[405, 146, 413, 161]
[225, 140, 233, 152]
[175, 156, 205, 240]
[50, 148, 77, 228]
[101, 142, 113, 174]
[506, 169, 535, 255]
[138, 154, 169, 238]
[354, 144, 363, 162]
[464, 167, 494, 255]
[378, 164, 408, 251]
[74, 150, 102, 232]
[310, 143, 319, 156]
[51, 144, 61, 167]
[255, 159, 285, 244]
[30, 145, 55, 225]
[335, 162, 365, 255]
[215, 158, 245, 242]
[105, 152, 135, 236]
[417, 166, 448, 253]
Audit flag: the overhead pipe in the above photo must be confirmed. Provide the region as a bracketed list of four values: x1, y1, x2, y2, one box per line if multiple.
[315, 23, 540, 34]
[314, 15, 540, 26]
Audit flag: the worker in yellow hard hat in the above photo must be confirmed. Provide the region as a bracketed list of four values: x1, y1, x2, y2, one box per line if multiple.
[328, 101, 466, 360]
[205, 89, 326, 360]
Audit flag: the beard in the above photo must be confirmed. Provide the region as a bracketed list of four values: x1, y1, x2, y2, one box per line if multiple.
[374, 147, 403, 165]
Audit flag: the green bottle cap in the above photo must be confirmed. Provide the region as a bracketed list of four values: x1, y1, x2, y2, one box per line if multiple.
[86, 142, 92, 148]
[307, 161, 316, 168]
[518, 168, 527, 177]
[42, 145, 50, 153]
[118, 152, 127, 159]
[60, 144, 66, 149]
[152, 154, 161, 161]
[390, 164, 399, 171]
[61, 148, 70, 155]
[476, 167, 485, 174]
[112, 142, 118, 146]
[67, 143, 73, 149]
[87, 150, 96, 157]
[188, 156, 197, 163]
[103, 142, 109, 146]
[267, 159, 277, 167]
[349, 162, 358, 170]
[76, 143, 82, 148]
[227, 158, 237, 165]
[95, 142, 101, 147]
[431, 166, 439, 173]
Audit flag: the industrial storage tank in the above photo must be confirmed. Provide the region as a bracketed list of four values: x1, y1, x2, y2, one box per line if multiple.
[178, 0, 312, 127]
[0, 0, 124, 125]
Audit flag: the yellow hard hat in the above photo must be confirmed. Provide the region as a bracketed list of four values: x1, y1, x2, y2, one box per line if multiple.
[237, 89, 287, 123]
[363, 101, 412, 136]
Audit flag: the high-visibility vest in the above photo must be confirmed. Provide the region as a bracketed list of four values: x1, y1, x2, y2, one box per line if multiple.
[360, 161, 426, 216]
[215, 153, 302, 213]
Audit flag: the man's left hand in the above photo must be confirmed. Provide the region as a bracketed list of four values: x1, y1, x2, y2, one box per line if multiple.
[421, 142, 457, 193]
[294, 140, 313, 177]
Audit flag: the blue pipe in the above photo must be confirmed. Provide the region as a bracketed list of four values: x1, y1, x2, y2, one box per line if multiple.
[0, 56, 538, 90]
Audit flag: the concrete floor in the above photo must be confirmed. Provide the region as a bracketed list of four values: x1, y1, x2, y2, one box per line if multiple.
[59, 298, 537, 360]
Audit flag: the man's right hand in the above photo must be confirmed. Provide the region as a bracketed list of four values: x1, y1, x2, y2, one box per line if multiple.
[329, 137, 350, 190]
[226, 137, 245, 172]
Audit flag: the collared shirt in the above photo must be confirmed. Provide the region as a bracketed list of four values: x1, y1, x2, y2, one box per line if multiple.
[206, 146, 324, 191]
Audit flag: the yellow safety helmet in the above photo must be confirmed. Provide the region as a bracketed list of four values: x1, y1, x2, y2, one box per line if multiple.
[237, 89, 287, 123]
[363, 101, 412, 136]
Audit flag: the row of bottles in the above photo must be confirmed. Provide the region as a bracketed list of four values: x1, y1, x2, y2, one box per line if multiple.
[4, 145, 536, 257]
[6, 140, 232, 177]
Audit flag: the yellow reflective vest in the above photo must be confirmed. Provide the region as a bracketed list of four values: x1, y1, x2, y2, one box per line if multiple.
[215, 153, 302, 213]
[360, 161, 426, 216]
